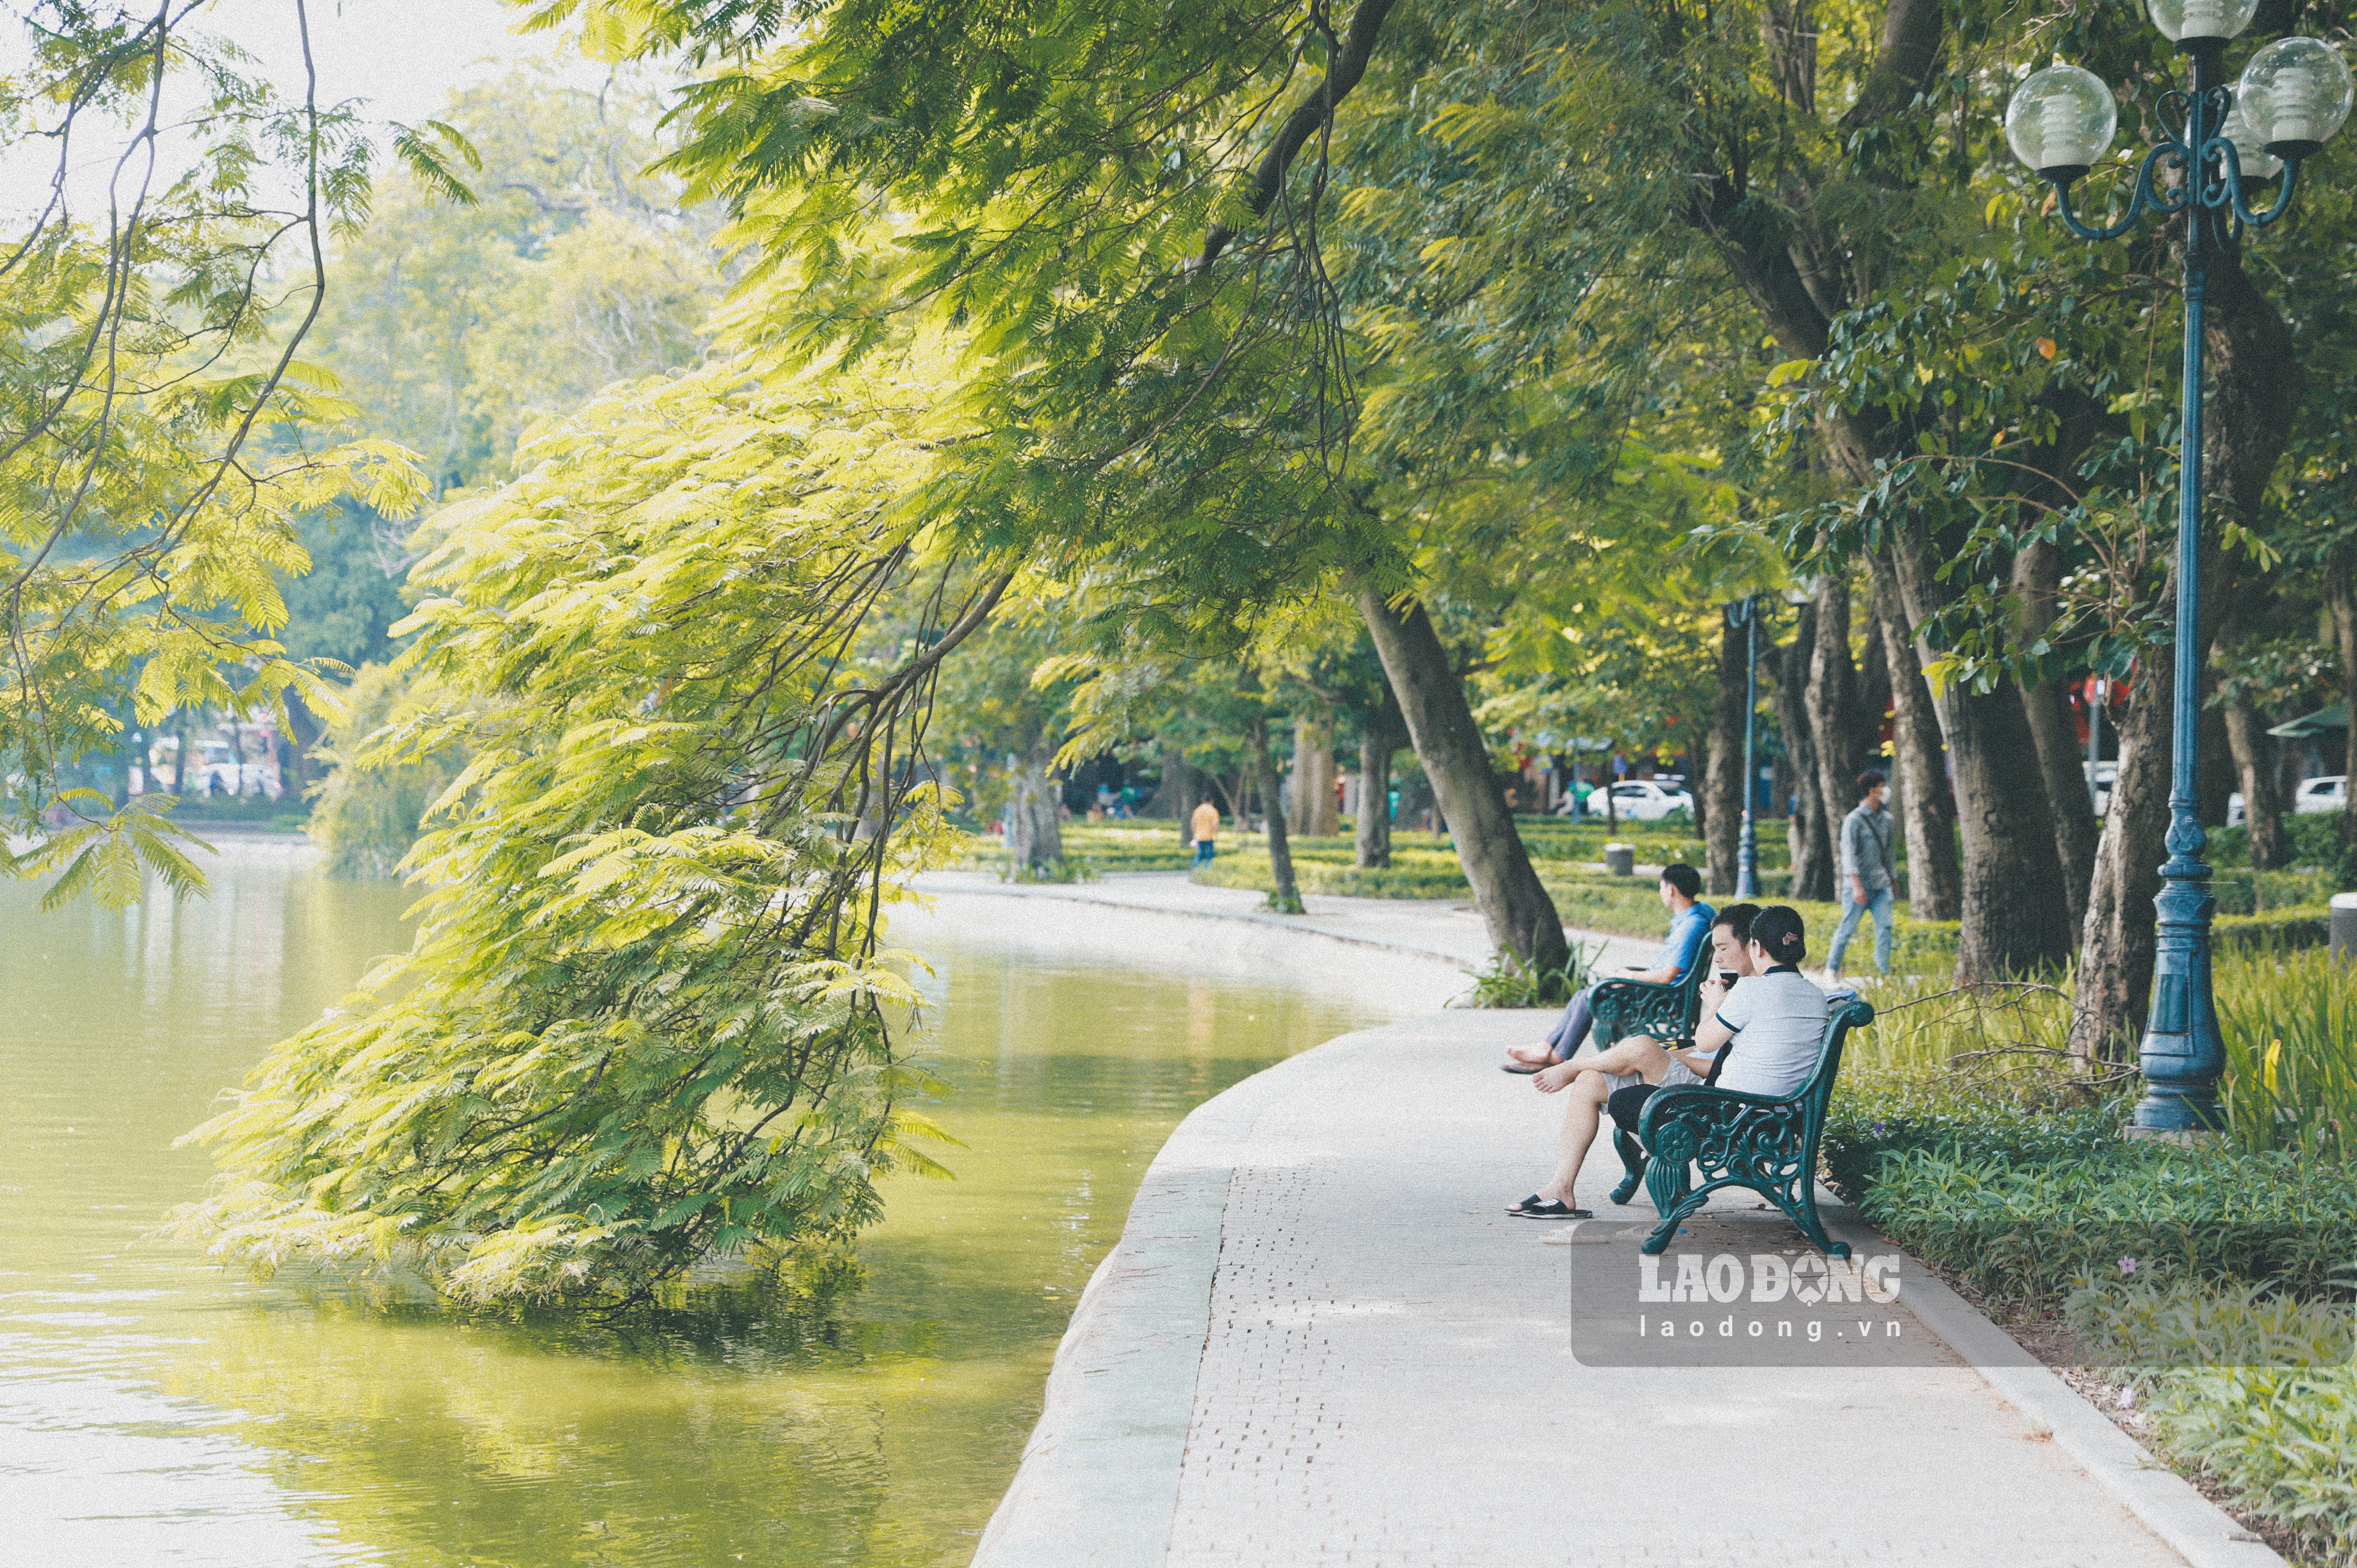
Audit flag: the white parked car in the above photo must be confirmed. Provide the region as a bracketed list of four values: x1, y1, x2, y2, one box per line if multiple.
[2226, 775, 2344, 827]
[1605, 779, 1694, 822]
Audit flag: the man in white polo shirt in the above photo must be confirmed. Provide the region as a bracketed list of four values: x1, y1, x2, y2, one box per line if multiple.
[1703, 904, 1830, 1100]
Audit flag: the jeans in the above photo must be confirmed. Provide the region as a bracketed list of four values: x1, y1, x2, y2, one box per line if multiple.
[1828, 885, 1895, 974]
[1540, 986, 1597, 1061]
[1193, 840, 1215, 868]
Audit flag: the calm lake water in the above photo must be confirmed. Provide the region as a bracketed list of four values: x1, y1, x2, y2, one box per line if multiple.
[1, 844, 1400, 1567]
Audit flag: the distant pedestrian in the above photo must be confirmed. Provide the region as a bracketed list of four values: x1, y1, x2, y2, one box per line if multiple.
[1190, 796, 1221, 868]
[1828, 769, 1897, 978]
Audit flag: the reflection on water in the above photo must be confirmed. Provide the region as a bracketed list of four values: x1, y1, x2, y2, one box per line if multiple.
[2, 845, 1391, 1566]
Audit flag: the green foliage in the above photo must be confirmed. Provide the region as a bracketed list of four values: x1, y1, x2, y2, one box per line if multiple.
[1819, 956, 2357, 1308]
[1193, 846, 1469, 900]
[2072, 1280, 2357, 1564]
[304, 664, 467, 879]
[1456, 940, 1605, 1009]
[997, 854, 1101, 885]
[2214, 905, 2333, 953]
[1858, 1144, 2357, 1311]
[0, 7, 432, 901]
[1512, 820, 1724, 866]
[2, 790, 212, 910]
[2217, 949, 2357, 1166]
[962, 825, 1193, 873]
[306, 60, 723, 493]
[277, 503, 413, 670]
[176, 340, 992, 1305]
[1822, 1073, 2129, 1205]
[2201, 871, 2341, 915]
[2211, 816, 2354, 877]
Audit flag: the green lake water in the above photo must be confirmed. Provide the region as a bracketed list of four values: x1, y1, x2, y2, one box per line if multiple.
[1, 844, 1398, 1566]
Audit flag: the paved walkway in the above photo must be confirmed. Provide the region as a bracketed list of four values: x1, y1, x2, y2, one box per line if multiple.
[909, 869, 1660, 976]
[954, 880, 2281, 1568]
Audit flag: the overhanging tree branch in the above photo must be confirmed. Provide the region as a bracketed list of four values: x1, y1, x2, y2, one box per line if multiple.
[1193, 0, 1399, 272]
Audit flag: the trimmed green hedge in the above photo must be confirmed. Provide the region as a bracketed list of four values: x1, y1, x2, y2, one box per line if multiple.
[2209, 814, 2352, 874]
[1821, 1075, 2129, 1204]
[1858, 1144, 2357, 1308]
[1192, 851, 1469, 899]
[2215, 904, 2331, 951]
[1825, 1071, 2357, 1311]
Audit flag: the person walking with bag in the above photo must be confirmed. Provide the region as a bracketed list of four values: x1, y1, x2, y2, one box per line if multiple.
[1828, 769, 1897, 979]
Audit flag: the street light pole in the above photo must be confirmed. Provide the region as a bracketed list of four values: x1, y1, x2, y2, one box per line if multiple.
[1727, 596, 1762, 899]
[2009, 14, 2350, 1130]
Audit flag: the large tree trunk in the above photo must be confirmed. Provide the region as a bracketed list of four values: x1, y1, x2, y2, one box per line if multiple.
[2199, 680, 2235, 832]
[2071, 660, 2173, 1067]
[1806, 571, 1865, 886]
[1355, 584, 1567, 968]
[1889, 532, 2074, 978]
[283, 692, 329, 791]
[2012, 539, 2102, 933]
[1006, 737, 1064, 874]
[1150, 745, 1196, 827]
[1290, 712, 1338, 837]
[1288, 718, 1314, 834]
[2072, 228, 2298, 1060]
[1704, 612, 1749, 895]
[1356, 724, 1397, 868]
[1870, 562, 1960, 920]
[2224, 686, 2287, 872]
[1250, 715, 1305, 913]
[1854, 602, 1892, 768]
[1772, 621, 1836, 901]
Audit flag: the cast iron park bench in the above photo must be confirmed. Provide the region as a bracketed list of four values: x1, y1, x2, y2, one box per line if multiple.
[1589, 955, 1711, 1060]
[1612, 997, 1876, 1258]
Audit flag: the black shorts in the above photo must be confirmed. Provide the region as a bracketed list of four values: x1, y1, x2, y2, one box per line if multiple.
[1607, 1083, 1657, 1136]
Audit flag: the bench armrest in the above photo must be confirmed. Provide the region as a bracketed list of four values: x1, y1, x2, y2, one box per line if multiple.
[1591, 969, 1706, 1048]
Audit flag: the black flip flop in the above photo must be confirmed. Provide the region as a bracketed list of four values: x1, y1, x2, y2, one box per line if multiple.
[1504, 1196, 1591, 1219]
[1500, 1059, 1550, 1075]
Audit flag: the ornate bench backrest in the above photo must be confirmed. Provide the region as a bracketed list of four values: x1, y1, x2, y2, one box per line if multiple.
[1591, 956, 1710, 1049]
[1794, 996, 1876, 1160]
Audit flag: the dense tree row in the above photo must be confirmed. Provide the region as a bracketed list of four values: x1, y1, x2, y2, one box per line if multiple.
[7, 0, 2354, 1299]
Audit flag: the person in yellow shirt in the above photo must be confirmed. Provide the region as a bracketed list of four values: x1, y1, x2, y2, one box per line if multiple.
[1189, 797, 1221, 868]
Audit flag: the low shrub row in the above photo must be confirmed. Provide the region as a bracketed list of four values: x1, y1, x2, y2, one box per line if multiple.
[1820, 1071, 2127, 1201]
[2206, 869, 2340, 915]
[1858, 1142, 2357, 1308]
[2215, 905, 2332, 952]
[1193, 852, 1472, 899]
[2071, 1279, 2357, 1565]
[2210, 814, 2355, 876]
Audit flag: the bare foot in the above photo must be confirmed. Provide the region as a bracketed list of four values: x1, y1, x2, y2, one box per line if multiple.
[1504, 1041, 1556, 1066]
[1533, 1062, 1581, 1093]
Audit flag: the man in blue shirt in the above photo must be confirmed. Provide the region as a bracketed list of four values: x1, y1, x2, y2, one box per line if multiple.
[1502, 863, 1713, 1073]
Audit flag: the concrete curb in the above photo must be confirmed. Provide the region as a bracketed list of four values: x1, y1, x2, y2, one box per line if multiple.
[1820, 1208, 2286, 1568]
[969, 1018, 1414, 1568]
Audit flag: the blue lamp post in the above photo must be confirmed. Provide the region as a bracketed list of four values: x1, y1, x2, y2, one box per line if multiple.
[2007, 12, 2352, 1130]
[1725, 596, 1764, 899]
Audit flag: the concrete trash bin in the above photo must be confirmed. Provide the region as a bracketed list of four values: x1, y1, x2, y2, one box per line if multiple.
[2333, 892, 2357, 963]
[1603, 842, 1635, 878]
